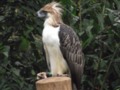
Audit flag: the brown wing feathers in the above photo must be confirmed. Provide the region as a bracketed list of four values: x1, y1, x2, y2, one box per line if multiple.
[59, 24, 84, 90]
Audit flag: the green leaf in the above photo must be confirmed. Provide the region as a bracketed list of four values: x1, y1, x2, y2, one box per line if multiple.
[0, 16, 5, 21]
[31, 69, 35, 75]
[97, 13, 104, 31]
[19, 37, 30, 51]
[12, 68, 20, 76]
[0, 46, 10, 57]
[83, 25, 93, 48]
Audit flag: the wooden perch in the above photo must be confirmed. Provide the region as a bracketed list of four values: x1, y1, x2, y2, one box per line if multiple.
[36, 77, 72, 90]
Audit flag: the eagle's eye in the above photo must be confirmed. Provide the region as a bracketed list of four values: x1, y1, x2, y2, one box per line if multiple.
[40, 10, 47, 15]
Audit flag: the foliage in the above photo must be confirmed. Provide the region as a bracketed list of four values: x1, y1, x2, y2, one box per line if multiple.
[0, 0, 120, 90]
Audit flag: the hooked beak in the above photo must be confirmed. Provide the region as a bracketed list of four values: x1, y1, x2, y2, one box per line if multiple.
[37, 10, 47, 19]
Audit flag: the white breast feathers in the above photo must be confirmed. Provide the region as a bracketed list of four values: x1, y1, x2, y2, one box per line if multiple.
[42, 25, 69, 75]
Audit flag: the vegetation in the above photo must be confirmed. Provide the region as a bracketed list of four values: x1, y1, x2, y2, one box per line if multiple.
[0, 0, 120, 90]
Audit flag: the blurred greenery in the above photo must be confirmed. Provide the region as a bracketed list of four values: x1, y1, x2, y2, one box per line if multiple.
[0, 0, 120, 90]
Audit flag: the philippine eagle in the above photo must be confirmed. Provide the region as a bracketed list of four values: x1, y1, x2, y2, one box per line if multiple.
[37, 2, 84, 90]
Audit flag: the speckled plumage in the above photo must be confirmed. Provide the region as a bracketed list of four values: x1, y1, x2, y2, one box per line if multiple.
[59, 24, 84, 90]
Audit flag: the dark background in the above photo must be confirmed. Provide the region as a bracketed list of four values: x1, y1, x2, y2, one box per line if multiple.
[0, 0, 120, 90]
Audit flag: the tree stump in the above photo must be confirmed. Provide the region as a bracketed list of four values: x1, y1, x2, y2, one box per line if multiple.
[36, 77, 72, 90]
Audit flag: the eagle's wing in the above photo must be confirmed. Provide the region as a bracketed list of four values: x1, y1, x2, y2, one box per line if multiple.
[59, 24, 84, 89]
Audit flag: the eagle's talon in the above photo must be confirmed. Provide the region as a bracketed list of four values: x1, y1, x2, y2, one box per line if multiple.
[56, 74, 69, 77]
[37, 72, 47, 80]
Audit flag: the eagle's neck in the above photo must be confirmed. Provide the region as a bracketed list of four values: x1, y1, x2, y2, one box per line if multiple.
[44, 14, 63, 27]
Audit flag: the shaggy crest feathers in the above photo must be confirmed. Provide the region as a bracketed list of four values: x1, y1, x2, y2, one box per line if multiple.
[41, 2, 63, 27]
[51, 2, 63, 15]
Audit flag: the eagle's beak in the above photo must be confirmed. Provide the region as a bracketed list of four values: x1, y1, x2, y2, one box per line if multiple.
[37, 10, 47, 19]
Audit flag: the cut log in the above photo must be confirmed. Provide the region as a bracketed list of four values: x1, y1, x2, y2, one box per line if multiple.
[36, 77, 72, 90]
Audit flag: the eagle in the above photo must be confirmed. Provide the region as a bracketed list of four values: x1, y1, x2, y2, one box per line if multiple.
[37, 2, 84, 90]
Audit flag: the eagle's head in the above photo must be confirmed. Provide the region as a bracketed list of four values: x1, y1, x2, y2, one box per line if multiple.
[37, 2, 63, 27]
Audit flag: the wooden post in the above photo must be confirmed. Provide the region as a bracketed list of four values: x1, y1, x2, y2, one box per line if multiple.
[36, 77, 72, 90]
